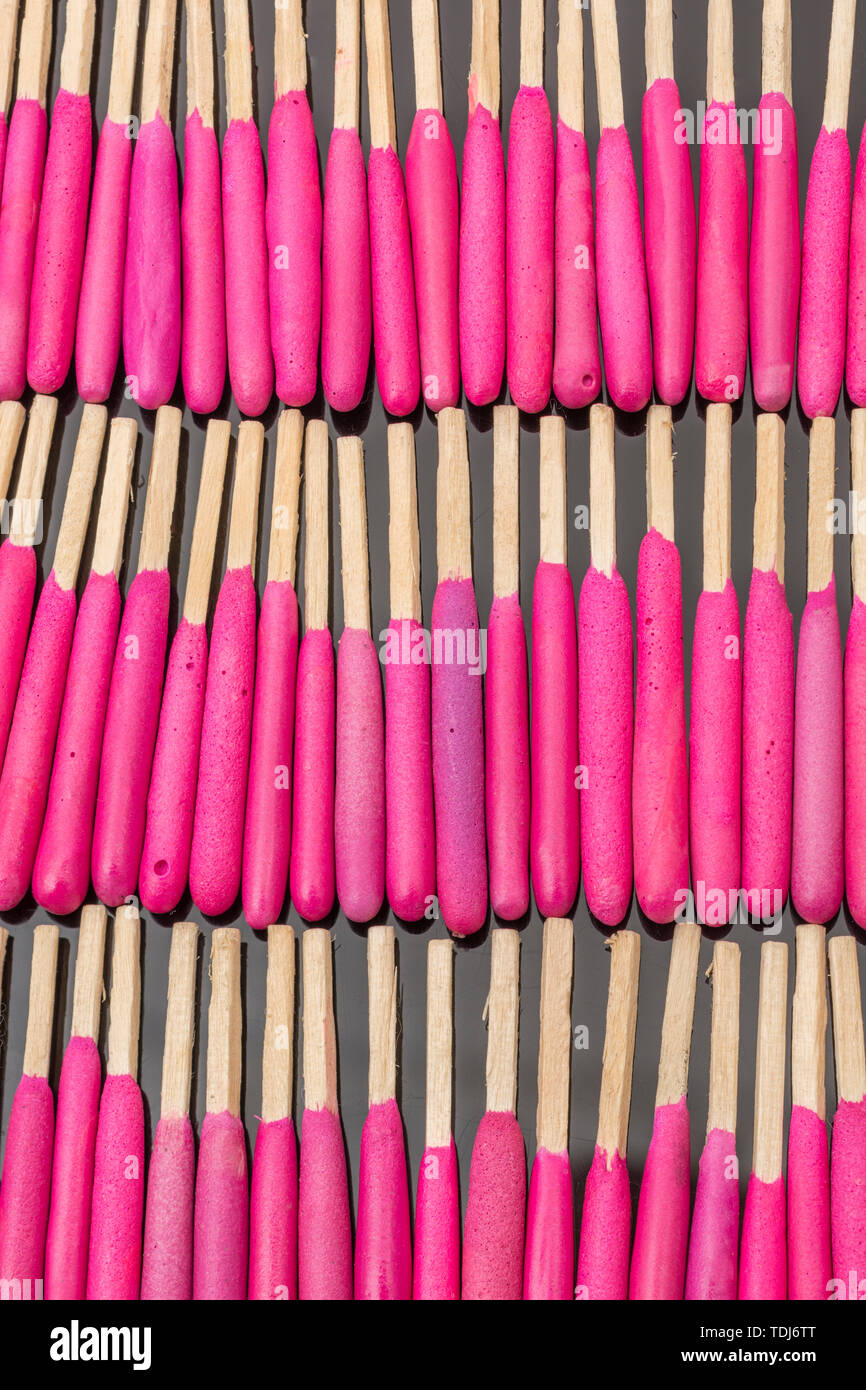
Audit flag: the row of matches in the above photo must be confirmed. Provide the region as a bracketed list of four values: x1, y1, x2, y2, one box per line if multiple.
[0, 391, 865, 933]
[0, 914, 864, 1300]
[2, 0, 865, 419]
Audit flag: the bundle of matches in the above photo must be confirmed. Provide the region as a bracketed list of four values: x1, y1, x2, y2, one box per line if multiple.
[0, 924, 59, 1294]
[193, 928, 248, 1300]
[249, 925, 298, 1301]
[354, 926, 412, 1300]
[462, 930, 525, 1300]
[141, 923, 200, 1300]
[44, 907, 108, 1300]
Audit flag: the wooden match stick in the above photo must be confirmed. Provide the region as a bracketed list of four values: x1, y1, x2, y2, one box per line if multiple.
[414, 937, 458, 1300]
[355, 924, 412, 1301]
[5, 391, 57, 545]
[579, 931, 641, 1292]
[751, 0, 799, 414]
[32, 416, 137, 917]
[532, 415, 578, 920]
[524, 917, 574, 1300]
[738, 939, 789, 1300]
[222, 0, 273, 416]
[290, 419, 336, 921]
[181, 0, 226, 414]
[753, 413, 786, 582]
[690, 403, 740, 928]
[827, 936, 866, 1289]
[0, 399, 25, 506]
[684, 940, 741, 1301]
[460, 0, 505, 407]
[92, 405, 181, 908]
[0, 403, 107, 910]
[432, 409, 487, 936]
[26, 0, 97, 393]
[792, 418, 844, 925]
[846, 412, 866, 926]
[190, 420, 263, 917]
[299, 928, 352, 1301]
[363, 0, 420, 415]
[250, 924, 298, 1301]
[462, 928, 525, 1300]
[322, 0, 370, 413]
[243, 411, 303, 928]
[335, 435, 385, 925]
[194, 926, 248, 1300]
[0, 922, 59, 1290]
[86, 903, 145, 1300]
[385, 422, 435, 922]
[140, 921, 200, 1301]
[0, 0, 19, 154]
[486, 405, 529, 921]
[646, 404, 675, 543]
[589, 403, 615, 580]
[787, 924, 831, 1299]
[630, 920, 701, 1300]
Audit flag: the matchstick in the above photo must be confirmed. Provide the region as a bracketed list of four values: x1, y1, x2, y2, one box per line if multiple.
[413, 938, 459, 1300]
[787, 924, 831, 1299]
[846, 411, 866, 925]
[828, 936, 866, 1290]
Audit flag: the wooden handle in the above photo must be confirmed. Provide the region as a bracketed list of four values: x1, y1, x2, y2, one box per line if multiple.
[596, 930, 641, 1156]
[364, 0, 397, 150]
[206, 927, 242, 1117]
[646, 405, 675, 542]
[368, 925, 398, 1107]
[54, 405, 107, 592]
[470, 0, 499, 118]
[10, 394, 57, 545]
[262, 923, 295, 1124]
[0, 0, 19, 115]
[304, 419, 330, 631]
[591, 0, 624, 130]
[520, 0, 544, 88]
[854, 412, 866, 601]
[267, 410, 303, 585]
[388, 423, 421, 622]
[829, 936, 866, 1104]
[185, 0, 215, 124]
[224, 0, 253, 122]
[707, 0, 735, 103]
[762, 0, 792, 100]
[335, 0, 361, 129]
[140, 0, 176, 121]
[302, 928, 339, 1114]
[437, 408, 472, 582]
[807, 417, 835, 594]
[645, 0, 674, 84]
[338, 435, 371, 633]
[107, 0, 142, 123]
[589, 403, 616, 577]
[823, 0, 856, 130]
[412, 0, 442, 111]
[754, 413, 785, 580]
[59, 0, 96, 96]
[706, 941, 740, 1136]
[227, 420, 263, 573]
[536, 918, 573, 1154]
[91, 417, 137, 580]
[138, 405, 181, 574]
[703, 404, 732, 592]
[107, 904, 141, 1080]
[493, 405, 519, 599]
[792, 924, 827, 1119]
[539, 415, 567, 566]
[0, 401, 25, 505]
[183, 419, 231, 623]
[275, 0, 306, 96]
[558, 0, 583, 130]
[159, 921, 199, 1118]
[71, 905, 108, 1043]
[426, 938, 453, 1148]
[22, 923, 58, 1079]
[655, 921, 701, 1107]
[486, 928, 520, 1114]
[15, 0, 51, 103]
[752, 940, 788, 1183]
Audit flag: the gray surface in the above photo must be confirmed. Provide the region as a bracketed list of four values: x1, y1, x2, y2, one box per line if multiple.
[1, 0, 864, 1232]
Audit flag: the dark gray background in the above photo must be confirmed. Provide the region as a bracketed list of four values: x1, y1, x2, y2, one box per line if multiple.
[1, 0, 863, 1236]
